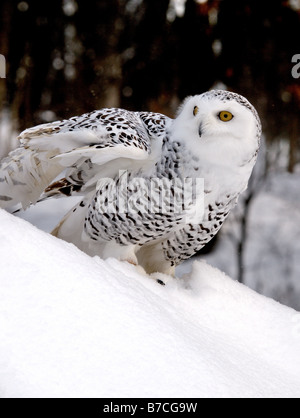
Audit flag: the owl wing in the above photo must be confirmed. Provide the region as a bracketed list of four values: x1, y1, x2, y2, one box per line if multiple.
[0, 108, 169, 209]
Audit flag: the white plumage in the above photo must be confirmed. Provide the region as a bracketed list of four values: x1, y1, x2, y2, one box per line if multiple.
[0, 90, 261, 275]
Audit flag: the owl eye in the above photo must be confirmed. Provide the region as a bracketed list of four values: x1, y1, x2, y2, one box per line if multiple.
[219, 111, 234, 122]
[193, 106, 199, 117]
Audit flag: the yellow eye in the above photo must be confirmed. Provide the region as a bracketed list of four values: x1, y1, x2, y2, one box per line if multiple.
[193, 106, 199, 116]
[219, 111, 234, 122]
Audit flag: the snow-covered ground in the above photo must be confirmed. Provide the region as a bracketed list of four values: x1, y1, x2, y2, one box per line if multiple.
[1, 209, 300, 398]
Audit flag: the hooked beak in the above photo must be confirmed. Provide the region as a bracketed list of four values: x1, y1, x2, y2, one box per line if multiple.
[199, 122, 203, 138]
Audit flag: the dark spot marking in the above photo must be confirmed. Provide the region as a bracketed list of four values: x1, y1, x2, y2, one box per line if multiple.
[157, 279, 166, 286]
[60, 186, 71, 196]
[0, 195, 12, 201]
[200, 224, 210, 234]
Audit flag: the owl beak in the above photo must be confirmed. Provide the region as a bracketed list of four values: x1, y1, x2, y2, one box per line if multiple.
[199, 123, 203, 138]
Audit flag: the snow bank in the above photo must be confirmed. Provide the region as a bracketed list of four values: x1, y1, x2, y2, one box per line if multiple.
[0, 209, 300, 398]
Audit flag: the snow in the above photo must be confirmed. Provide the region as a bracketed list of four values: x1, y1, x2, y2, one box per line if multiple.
[1, 209, 300, 398]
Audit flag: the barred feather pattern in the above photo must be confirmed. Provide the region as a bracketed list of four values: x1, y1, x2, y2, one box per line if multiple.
[0, 90, 261, 275]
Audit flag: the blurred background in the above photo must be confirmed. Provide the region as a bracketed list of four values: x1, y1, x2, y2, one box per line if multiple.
[0, 0, 299, 309]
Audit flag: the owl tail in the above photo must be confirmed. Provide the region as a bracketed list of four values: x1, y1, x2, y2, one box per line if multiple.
[51, 192, 97, 255]
[0, 147, 62, 210]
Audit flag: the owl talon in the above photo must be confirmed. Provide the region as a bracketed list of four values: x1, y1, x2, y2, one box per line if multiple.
[157, 279, 166, 286]
[127, 260, 137, 266]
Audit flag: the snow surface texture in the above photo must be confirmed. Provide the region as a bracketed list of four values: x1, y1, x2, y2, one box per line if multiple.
[1, 209, 300, 398]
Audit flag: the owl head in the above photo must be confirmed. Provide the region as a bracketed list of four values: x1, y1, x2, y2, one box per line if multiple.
[171, 90, 262, 170]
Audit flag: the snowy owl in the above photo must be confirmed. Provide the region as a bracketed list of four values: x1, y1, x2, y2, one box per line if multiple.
[0, 90, 261, 275]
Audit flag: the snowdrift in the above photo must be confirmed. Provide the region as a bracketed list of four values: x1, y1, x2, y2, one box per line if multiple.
[0, 209, 300, 398]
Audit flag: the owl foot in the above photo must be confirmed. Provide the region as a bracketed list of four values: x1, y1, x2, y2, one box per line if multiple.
[150, 272, 174, 286]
